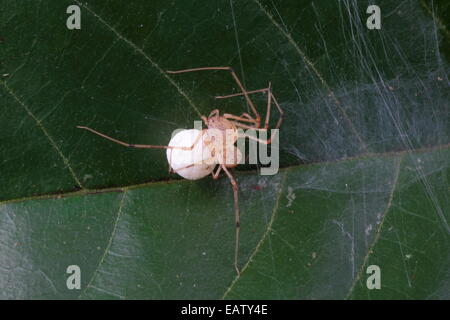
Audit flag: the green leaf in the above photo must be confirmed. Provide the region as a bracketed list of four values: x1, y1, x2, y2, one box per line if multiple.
[0, 0, 448, 299]
[1, 148, 449, 299]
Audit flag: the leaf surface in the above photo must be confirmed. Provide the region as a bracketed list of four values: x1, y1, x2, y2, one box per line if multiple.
[0, 0, 448, 299]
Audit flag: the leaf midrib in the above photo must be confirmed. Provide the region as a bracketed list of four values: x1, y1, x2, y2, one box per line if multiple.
[1, 143, 448, 206]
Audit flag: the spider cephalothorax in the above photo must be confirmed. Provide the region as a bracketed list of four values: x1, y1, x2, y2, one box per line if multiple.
[206, 109, 234, 129]
[203, 109, 241, 168]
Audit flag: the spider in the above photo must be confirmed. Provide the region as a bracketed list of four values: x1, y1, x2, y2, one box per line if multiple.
[76, 66, 283, 275]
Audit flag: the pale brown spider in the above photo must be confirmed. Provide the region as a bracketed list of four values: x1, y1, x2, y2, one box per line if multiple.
[77, 66, 283, 275]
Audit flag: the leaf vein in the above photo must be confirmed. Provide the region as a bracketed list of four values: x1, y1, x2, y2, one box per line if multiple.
[73, 0, 202, 118]
[0, 80, 83, 189]
[252, 0, 367, 150]
[79, 190, 127, 299]
[221, 169, 288, 299]
[345, 155, 403, 298]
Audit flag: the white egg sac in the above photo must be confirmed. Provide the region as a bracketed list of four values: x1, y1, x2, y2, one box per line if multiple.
[166, 129, 216, 180]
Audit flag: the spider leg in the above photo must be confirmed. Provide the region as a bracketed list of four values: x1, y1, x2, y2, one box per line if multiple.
[228, 89, 283, 144]
[240, 113, 254, 120]
[232, 121, 280, 145]
[77, 126, 210, 175]
[217, 84, 284, 130]
[76, 126, 207, 151]
[166, 66, 261, 127]
[267, 91, 284, 130]
[225, 82, 274, 129]
[223, 113, 258, 123]
[221, 165, 241, 276]
[264, 82, 272, 129]
[215, 87, 269, 99]
[211, 165, 222, 179]
[238, 131, 279, 145]
[228, 121, 265, 131]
